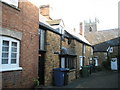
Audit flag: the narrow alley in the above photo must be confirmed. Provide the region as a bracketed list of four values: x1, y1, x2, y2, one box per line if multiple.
[38, 70, 119, 89]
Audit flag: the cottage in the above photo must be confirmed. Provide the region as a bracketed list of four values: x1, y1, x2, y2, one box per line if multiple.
[93, 37, 120, 70]
[0, 0, 39, 88]
[39, 5, 93, 85]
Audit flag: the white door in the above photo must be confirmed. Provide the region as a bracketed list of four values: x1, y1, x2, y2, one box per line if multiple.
[111, 58, 118, 70]
[94, 58, 98, 66]
[79, 56, 83, 70]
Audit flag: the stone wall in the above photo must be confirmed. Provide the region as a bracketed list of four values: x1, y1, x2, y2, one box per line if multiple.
[110, 46, 119, 58]
[44, 30, 60, 86]
[1, 1, 39, 88]
[74, 40, 82, 78]
[84, 45, 92, 65]
[68, 70, 76, 83]
[93, 52, 108, 65]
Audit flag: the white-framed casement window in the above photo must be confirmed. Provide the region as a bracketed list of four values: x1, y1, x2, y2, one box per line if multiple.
[0, 0, 18, 7]
[0, 36, 22, 72]
[61, 57, 75, 69]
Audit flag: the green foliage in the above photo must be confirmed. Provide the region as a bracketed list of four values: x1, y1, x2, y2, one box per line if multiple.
[33, 77, 40, 88]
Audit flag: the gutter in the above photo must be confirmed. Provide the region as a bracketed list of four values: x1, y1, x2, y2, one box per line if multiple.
[39, 22, 62, 36]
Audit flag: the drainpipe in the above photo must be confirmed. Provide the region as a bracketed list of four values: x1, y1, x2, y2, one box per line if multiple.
[59, 30, 63, 68]
[82, 44, 85, 66]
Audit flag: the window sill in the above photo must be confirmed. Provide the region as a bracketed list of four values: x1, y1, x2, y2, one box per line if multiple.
[0, 67, 22, 72]
[69, 69, 76, 72]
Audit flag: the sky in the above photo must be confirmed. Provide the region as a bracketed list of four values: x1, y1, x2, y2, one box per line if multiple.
[30, 0, 119, 31]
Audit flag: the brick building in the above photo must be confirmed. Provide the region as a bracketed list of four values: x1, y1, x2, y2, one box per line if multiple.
[0, 0, 39, 88]
[39, 5, 93, 86]
[0, 1, 93, 88]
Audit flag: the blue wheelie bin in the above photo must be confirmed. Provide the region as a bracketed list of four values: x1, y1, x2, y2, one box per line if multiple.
[53, 68, 67, 86]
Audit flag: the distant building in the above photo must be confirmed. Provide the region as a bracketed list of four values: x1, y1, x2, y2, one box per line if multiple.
[82, 18, 120, 69]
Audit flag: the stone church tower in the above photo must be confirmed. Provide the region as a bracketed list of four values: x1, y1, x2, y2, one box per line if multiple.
[84, 18, 98, 36]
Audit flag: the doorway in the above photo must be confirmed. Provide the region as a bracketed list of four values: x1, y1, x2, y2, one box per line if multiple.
[38, 52, 45, 85]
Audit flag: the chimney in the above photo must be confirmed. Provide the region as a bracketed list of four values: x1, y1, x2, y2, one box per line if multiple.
[79, 22, 84, 36]
[40, 5, 52, 20]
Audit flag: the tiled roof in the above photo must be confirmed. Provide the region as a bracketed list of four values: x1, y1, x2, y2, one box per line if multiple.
[65, 30, 91, 46]
[47, 19, 62, 25]
[85, 29, 120, 45]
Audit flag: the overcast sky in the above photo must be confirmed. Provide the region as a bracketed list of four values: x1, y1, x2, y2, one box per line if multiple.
[32, 0, 119, 31]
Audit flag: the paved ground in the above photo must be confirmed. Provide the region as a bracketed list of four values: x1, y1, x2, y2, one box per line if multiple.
[38, 70, 119, 89]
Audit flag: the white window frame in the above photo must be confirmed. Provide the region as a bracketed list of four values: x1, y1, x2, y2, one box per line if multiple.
[109, 47, 113, 53]
[0, 36, 22, 72]
[83, 44, 86, 54]
[0, 0, 18, 7]
[79, 56, 83, 70]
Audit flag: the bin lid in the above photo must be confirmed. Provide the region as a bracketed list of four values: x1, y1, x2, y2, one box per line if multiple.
[53, 68, 69, 71]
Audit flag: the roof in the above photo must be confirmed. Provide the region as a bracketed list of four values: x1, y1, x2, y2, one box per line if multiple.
[93, 37, 120, 52]
[39, 14, 61, 35]
[39, 14, 91, 46]
[65, 30, 91, 46]
[39, 22, 61, 35]
[47, 19, 62, 25]
[85, 28, 120, 45]
[39, 14, 50, 26]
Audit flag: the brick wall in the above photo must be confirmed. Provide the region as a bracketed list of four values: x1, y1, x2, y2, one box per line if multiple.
[1, 1, 39, 88]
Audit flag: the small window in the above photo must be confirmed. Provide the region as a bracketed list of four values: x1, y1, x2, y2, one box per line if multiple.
[1, 0, 18, 7]
[61, 57, 75, 69]
[0, 36, 22, 71]
[68, 38, 71, 45]
[109, 47, 113, 53]
[83, 44, 86, 54]
[79, 56, 83, 70]
[39, 29, 46, 51]
[89, 27, 92, 32]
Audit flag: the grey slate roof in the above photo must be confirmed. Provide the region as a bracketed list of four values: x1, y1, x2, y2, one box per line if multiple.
[93, 37, 120, 52]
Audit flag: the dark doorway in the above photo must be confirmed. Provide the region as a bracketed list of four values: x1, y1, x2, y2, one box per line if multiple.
[38, 52, 45, 85]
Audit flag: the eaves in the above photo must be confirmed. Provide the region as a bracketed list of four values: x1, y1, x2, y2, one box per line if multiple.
[39, 22, 62, 36]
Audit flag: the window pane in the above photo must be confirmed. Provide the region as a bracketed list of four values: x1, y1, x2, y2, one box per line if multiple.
[11, 59, 16, 64]
[3, 41, 9, 46]
[40, 29, 45, 50]
[2, 47, 9, 52]
[11, 53, 17, 58]
[12, 47, 17, 52]
[61, 58, 65, 68]
[12, 42, 17, 47]
[2, 53, 9, 58]
[2, 59, 8, 64]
